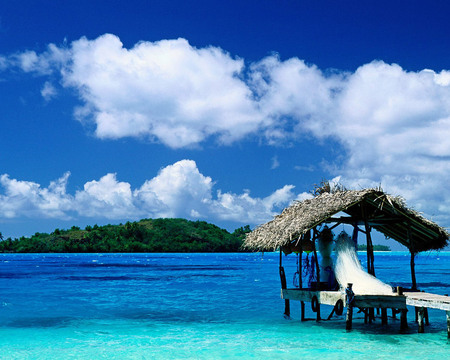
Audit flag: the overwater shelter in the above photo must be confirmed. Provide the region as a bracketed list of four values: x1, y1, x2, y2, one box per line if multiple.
[244, 187, 450, 336]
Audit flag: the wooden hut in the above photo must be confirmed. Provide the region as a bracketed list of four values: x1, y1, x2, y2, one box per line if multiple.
[244, 187, 450, 336]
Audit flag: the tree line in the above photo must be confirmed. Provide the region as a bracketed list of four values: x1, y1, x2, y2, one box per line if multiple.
[0, 219, 252, 253]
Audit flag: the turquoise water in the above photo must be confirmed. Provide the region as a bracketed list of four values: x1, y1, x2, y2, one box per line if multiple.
[0, 252, 449, 359]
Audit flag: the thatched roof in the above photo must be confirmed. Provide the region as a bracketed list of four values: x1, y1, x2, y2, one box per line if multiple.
[244, 189, 449, 253]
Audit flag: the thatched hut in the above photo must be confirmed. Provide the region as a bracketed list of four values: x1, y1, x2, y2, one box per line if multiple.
[244, 188, 449, 289]
[244, 186, 450, 333]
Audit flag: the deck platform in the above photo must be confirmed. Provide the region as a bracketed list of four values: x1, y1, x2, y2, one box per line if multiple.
[405, 291, 450, 311]
[281, 288, 450, 336]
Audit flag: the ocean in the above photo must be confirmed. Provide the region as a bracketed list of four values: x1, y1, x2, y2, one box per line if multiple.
[0, 252, 449, 359]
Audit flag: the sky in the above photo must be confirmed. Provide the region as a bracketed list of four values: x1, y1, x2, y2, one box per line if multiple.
[1, 0, 450, 242]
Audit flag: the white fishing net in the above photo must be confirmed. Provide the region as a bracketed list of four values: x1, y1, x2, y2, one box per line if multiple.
[334, 232, 394, 295]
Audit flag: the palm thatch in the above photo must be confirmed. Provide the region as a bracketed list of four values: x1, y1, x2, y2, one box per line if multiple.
[244, 188, 449, 253]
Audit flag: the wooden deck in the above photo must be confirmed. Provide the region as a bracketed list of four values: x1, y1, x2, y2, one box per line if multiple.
[405, 291, 450, 311]
[282, 288, 450, 310]
[281, 288, 450, 337]
[282, 288, 407, 309]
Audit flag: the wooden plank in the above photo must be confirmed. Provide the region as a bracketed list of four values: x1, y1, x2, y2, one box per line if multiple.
[282, 289, 406, 309]
[281, 289, 344, 306]
[405, 292, 450, 311]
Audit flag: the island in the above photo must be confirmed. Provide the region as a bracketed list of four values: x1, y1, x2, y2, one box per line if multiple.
[0, 219, 251, 253]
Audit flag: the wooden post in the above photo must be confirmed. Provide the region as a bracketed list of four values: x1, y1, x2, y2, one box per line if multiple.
[298, 236, 303, 290]
[392, 308, 397, 319]
[345, 283, 354, 331]
[400, 309, 408, 332]
[408, 226, 417, 291]
[299, 235, 305, 321]
[312, 228, 320, 289]
[446, 311, 450, 339]
[417, 307, 425, 333]
[381, 308, 388, 325]
[279, 249, 290, 318]
[424, 307, 429, 326]
[351, 224, 358, 251]
[364, 218, 375, 276]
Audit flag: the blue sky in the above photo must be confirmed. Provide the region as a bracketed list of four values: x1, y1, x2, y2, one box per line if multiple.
[1, 0, 450, 240]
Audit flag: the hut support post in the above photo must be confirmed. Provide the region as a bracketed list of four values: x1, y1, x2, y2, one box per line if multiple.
[400, 310, 408, 332]
[363, 216, 376, 322]
[417, 307, 425, 333]
[299, 235, 305, 321]
[279, 249, 290, 318]
[364, 221, 375, 276]
[446, 311, 450, 338]
[312, 228, 320, 289]
[351, 225, 358, 251]
[408, 226, 417, 291]
[410, 252, 417, 291]
[345, 283, 354, 331]
[381, 308, 388, 325]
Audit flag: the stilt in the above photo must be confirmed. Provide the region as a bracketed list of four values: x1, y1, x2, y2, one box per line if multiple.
[299, 236, 305, 322]
[381, 308, 388, 325]
[301, 301, 305, 321]
[345, 283, 354, 331]
[279, 250, 290, 318]
[369, 308, 375, 323]
[447, 311, 450, 339]
[392, 308, 397, 319]
[279, 266, 290, 318]
[424, 307, 429, 326]
[418, 307, 425, 333]
[400, 309, 408, 332]
[346, 304, 353, 330]
[408, 226, 417, 291]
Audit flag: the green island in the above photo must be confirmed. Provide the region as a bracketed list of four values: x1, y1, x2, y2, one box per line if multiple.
[357, 244, 391, 251]
[0, 219, 251, 253]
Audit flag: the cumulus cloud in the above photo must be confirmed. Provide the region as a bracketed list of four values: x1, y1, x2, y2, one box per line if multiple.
[2, 34, 450, 225]
[0, 161, 304, 225]
[58, 34, 261, 148]
[0, 172, 72, 219]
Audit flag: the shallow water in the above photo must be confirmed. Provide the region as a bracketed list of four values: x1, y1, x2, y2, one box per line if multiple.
[0, 252, 449, 359]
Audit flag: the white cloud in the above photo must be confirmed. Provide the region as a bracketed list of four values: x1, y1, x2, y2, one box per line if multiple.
[58, 34, 262, 148]
[136, 160, 213, 218]
[0, 161, 300, 225]
[270, 156, 280, 169]
[0, 172, 72, 219]
[41, 81, 57, 101]
[3, 34, 450, 226]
